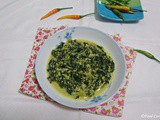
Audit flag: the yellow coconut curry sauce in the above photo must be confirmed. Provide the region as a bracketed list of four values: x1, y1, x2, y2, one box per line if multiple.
[46, 39, 115, 100]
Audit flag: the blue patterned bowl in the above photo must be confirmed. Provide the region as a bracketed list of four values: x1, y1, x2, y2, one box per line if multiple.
[35, 27, 126, 108]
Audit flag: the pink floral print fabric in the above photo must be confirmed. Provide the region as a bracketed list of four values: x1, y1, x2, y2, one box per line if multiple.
[19, 26, 137, 117]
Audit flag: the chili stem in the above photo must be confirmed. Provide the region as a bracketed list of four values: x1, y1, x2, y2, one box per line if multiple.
[58, 7, 73, 11]
[80, 13, 95, 18]
[132, 8, 147, 12]
[154, 58, 160, 63]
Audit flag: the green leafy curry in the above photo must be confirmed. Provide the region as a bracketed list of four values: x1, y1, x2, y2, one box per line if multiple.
[47, 39, 115, 100]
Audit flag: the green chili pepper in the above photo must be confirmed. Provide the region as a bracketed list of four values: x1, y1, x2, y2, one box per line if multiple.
[109, 0, 127, 6]
[100, 0, 131, 6]
[112, 9, 124, 21]
[134, 49, 160, 63]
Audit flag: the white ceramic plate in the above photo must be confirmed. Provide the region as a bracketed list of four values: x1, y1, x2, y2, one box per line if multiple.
[35, 27, 126, 108]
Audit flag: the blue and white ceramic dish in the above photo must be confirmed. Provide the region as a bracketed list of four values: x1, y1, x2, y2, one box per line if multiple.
[35, 27, 126, 108]
[97, 0, 144, 22]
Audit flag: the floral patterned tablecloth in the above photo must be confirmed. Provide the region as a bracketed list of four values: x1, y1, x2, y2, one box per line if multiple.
[19, 26, 137, 117]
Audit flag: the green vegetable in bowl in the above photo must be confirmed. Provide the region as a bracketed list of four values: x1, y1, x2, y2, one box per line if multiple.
[47, 39, 115, 99]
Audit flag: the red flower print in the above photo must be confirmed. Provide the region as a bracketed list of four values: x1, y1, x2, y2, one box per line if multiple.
[35, 36, 38, 39]
[44, 30, 50, 33]
[40, 42, 44, 46]
[114, 37, 119, 42]
[25, 78, 29, 83]
[29, 59, 32, 63]
[33, 54, 37, 59]
[38, 31, 42, 35]
[130, 49, 134, 54]
[36, 39, 41, 42]
[112, 107, 119, 114]
[34, 95, 39, 99]
[53, 28, 56, 30]
[33, 78, 38, 84]
[59, 26, 65, 30]
[121, 88, 126, 95]
[35, 35, 38, 39]
[126, 64, 131, 69]
[114, 93, 119, 99]
[118, 114, 122, 117]
[43, 35, 48, 39]
[118, 100, 124, 106]
[89, 107, 96, 111]
[28, 86, 34, 91]
[100, 109, 107, 115]
[29, 63, 33, 67]
[100, 103, 107, 106]
[37, 86, 41, 91]
[35, 46, 40, 51]
[25, 70, 29, 75]
[25, 75, 30, 79]
[33, 90, 37, 94]
[125, 55, 130, 61]
[20, 88, 26, 92]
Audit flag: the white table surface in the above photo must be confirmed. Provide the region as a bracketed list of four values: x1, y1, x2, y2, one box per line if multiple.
[0, 0, 160, 120]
